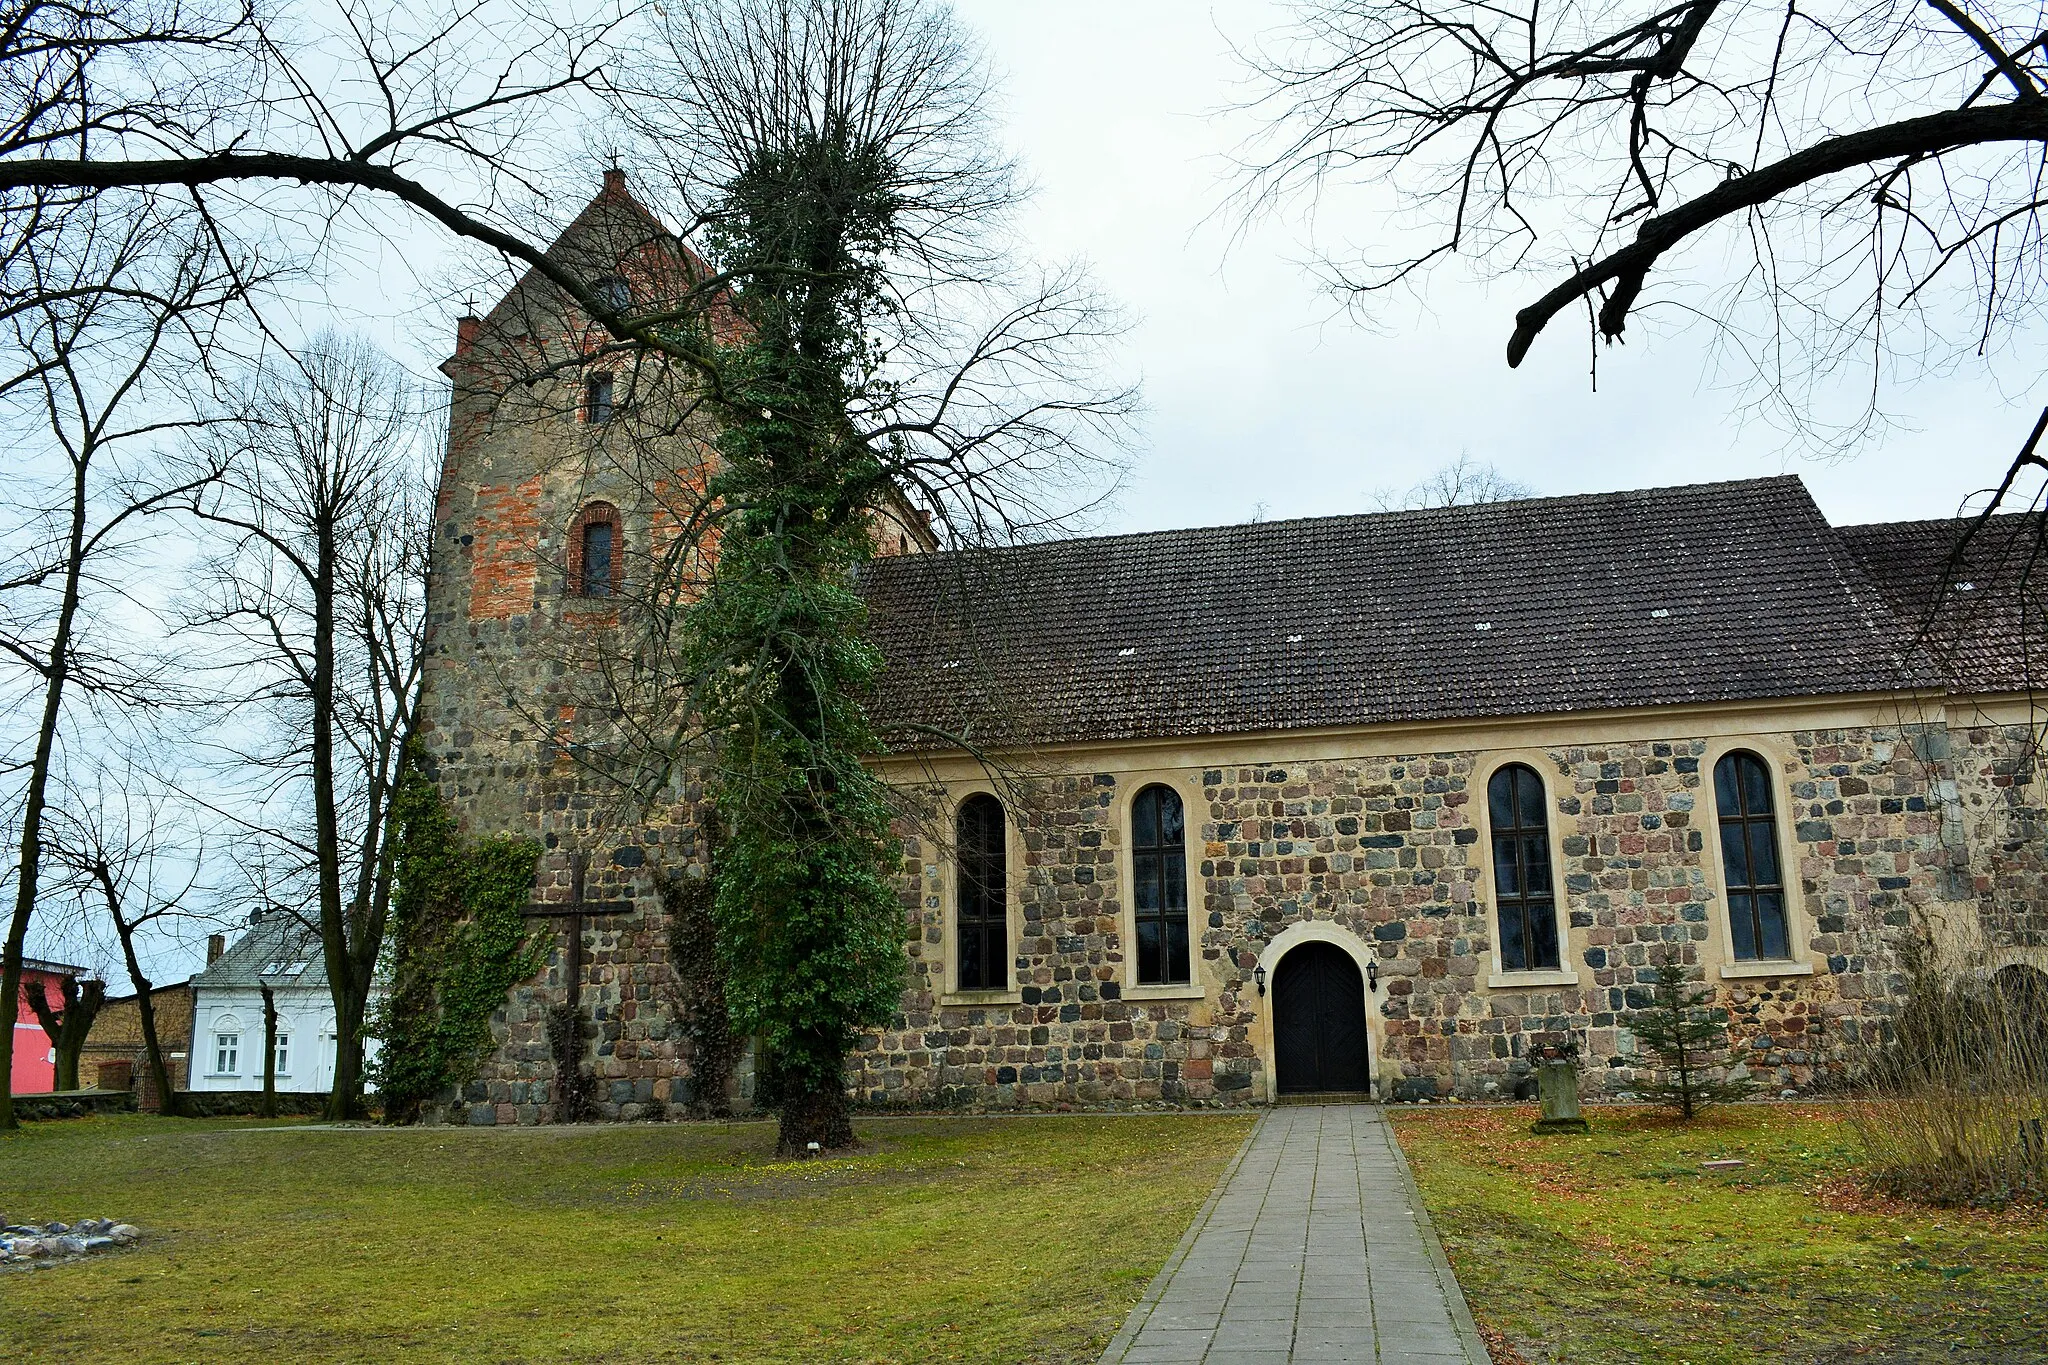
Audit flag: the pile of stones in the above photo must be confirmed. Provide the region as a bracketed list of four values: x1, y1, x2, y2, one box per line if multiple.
[0, 1218, 140, 1266]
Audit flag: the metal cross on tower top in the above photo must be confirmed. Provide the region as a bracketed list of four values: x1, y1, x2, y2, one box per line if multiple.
[522, 852, 632, 1012]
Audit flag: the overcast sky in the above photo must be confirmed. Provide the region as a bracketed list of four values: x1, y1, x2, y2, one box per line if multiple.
[921, 0, 2042, 537]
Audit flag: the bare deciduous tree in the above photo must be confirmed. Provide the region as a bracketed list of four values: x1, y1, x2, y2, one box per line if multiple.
[1370, 453, 1536, 510]
[25, 970, 103, 1091]
[44, 763, 214, 1114]
[0, 195, 248, 1130]
[185, 334, 430, 1120]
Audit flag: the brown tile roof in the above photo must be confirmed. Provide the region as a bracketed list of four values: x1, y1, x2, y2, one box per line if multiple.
[1837, 511, 2048, 696]
[860, 475, 1935, 750]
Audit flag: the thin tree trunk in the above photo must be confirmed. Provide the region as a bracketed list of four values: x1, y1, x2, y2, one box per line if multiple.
[311, 508, 357, 1121]
[260, 984, 278, 1118]
[127, 971, 178, 1114]
[0, 458, 90, 1130]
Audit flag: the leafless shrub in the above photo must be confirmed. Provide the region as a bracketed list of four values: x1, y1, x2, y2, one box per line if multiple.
[1844, 933, 2048, 1206]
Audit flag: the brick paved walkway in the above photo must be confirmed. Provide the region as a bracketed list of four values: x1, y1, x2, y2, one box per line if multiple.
[1099, 1105, 1484, 1365]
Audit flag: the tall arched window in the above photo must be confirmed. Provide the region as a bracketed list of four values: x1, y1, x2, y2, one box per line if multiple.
[1714, 751, 1789, 961]
[1132, 784, 1190, 985]
[584, 372, 615, 424]
[955, 794, 1007, 990]
[568, 502, 622, 598]
[1488, 763, 1560, 972]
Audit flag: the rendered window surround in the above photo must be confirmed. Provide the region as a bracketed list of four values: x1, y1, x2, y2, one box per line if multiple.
[273, 1033, 292, 1076]
[1698, 737, 1815, 979]
[212, 1030, 240, 1077]
[1114, 772, 1206, 1001]
[1470, 751, 1582, 991]
[937, 787, 1024, 1005]
[565, 501, 624, 599]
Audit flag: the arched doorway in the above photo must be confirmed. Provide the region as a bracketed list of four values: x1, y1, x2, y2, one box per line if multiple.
[1273, 941, 1371, 1094]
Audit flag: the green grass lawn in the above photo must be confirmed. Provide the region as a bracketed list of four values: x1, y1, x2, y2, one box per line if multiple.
[1390, 1102, 2048, 1365]
[0, 1111, 1252, 1364]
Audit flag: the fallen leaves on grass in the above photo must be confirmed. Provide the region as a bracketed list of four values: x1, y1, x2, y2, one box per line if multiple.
[1478, 1321, 1534, 1365]
[1811, 1173, 2045, 1226]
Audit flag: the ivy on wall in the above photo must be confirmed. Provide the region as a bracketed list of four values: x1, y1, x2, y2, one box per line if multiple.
[372, 741, 546, 1124]
[661, 868, 744, 1117]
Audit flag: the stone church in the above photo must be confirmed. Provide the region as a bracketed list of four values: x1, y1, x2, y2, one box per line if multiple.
[419, 172, 2048, 1124]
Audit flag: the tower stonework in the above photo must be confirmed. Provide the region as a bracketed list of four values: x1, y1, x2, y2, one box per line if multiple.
[417, 173, 935, 1125]
[417, 174, 717, 1124]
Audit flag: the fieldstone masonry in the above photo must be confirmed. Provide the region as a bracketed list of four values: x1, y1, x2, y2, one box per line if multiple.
[848, 717, 2044, 1109]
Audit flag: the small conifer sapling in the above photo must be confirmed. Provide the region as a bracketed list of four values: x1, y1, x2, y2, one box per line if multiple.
[1628, 951, 1757, 1119]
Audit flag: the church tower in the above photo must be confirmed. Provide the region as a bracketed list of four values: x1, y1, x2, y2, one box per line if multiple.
[419, 170, 935, 1125]
[418, 170, 720, 1124]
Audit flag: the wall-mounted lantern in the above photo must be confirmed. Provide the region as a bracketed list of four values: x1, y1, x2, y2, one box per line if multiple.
[1367, 961, 1379, 993]
[1253, 964, 1267, 996]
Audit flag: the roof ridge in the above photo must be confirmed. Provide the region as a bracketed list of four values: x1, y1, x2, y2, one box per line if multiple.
[895, 474, 1811, 562]
[1838, 508, 2043, 536]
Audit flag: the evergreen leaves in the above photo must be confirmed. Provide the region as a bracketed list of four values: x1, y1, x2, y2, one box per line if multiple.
[1628, 953, 1757, 1120]
[678, 90, 913, 1152]
[370, 740, 546, 1124]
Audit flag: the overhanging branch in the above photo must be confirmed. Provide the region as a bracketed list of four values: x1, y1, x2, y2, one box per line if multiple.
[0, 153, 725, 388]
[1506, 100, 2048, 365]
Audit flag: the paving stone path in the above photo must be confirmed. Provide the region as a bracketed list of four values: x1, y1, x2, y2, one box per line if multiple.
[1099, 1104, 1485, 1365]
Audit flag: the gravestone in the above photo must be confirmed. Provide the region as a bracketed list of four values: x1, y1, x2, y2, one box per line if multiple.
[1530, 1047, 1590, 1134]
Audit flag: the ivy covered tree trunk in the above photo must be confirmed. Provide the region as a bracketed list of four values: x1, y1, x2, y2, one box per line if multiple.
[604, 0, 1128, 1153]
[686, 131, 914, 1155]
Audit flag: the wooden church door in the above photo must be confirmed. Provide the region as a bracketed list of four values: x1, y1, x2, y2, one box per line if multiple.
[1272, 942, 1371, 1094]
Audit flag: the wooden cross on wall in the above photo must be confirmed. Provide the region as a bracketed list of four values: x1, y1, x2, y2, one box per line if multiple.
[523, 852, 633, 1012]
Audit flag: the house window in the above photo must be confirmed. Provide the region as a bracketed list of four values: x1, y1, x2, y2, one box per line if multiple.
[1714, 750, 1790, 960]
[568, 503, 622, 598]
[215, 1033, 240, 1076]
[273, 1033, 291, 1076]
[1132, 785, 1190, 985]
[585, 372, 615, 424]
[1488, 763, 1560, 972]
[955, 794, 1007, 990]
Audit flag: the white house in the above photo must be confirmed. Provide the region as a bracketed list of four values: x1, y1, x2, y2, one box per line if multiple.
[185, 916, 379, 1095]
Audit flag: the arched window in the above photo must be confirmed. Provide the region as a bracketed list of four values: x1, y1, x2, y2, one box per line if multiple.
[568, 502, 621, 598]
[955, 794, 1007, 990]
[1488, 763, 1560, 972]
[584, 372, 615, 424]
[1132, 784, 1190, 985]
[211, 1015, 242, 1076]
[1714, 750, 1789, 961]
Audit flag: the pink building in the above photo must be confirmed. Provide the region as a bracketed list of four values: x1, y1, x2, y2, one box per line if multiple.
[12, 959, 85, 1095]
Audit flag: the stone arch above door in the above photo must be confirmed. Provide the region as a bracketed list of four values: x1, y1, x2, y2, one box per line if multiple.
[1254, 920, 1384, 1100]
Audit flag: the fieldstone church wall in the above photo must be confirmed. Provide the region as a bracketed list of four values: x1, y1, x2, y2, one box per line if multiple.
[852, 714, 2038, 1109]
